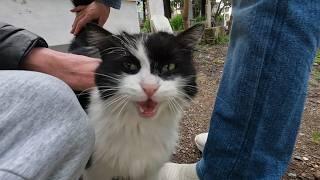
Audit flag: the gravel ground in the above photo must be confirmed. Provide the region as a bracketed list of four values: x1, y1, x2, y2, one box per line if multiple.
[172, 45, 320, 180]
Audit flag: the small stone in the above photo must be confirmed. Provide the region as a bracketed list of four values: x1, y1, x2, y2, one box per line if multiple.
[302, 157, 309, 161]
[314, 171, 320, 179]
[301, 173, 306, 177]
[294, 156, 303, 161]
[299, 133, 305, 136]
[315, 165, 319, 168]
[288, 173, 297, 178]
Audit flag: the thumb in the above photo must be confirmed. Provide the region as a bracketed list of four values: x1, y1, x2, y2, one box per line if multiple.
[98, 16, 108, 27]
[70, 5, 86, 12]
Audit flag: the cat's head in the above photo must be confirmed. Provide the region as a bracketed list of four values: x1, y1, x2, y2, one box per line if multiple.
[78, 23, 204, 119]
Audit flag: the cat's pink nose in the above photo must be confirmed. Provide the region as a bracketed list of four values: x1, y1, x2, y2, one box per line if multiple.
[141, 83, 159, 97]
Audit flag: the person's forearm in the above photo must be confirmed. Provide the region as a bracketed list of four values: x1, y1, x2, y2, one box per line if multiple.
[21, 47, 101, 91]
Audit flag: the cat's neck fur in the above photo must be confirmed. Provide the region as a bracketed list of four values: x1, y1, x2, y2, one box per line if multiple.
[84, 88, 183, 180]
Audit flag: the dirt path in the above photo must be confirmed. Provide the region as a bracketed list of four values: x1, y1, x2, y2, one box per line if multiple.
[172, 45, 320, 179]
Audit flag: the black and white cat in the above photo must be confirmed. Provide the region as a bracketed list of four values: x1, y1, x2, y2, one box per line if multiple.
[70, 6, 203, 180]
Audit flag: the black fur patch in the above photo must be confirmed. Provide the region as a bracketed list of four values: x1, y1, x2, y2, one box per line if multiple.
[70, 23, 204, 106]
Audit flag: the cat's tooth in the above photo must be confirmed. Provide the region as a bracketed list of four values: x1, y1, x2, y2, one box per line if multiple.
[139, 106, 145, 113]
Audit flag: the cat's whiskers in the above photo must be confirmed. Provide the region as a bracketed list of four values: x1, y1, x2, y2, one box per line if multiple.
[176, 90, 194, 102]
[77, 86, 99, 96]
[174, 95, 190, 105]
[94, 73, 121, 82]
[111, 35, 135, 52]
[111, 35, 127, 47]
[176, 84, 197, 89]
[102, 95, 127, 111]
[77, 85, 120, 96]
[100, 47, 126, 53]
[100, 91, 121, 100]
[116, 98, 129, 119]
[168, 97, 182, 114]
[100, 47, 127, 56]
[168, 98, 178, 114]
[110, 95, 129, 118]
[172, 98, 184, 112]
[112, 34, 138, 56]
[99, 91, 119, 99]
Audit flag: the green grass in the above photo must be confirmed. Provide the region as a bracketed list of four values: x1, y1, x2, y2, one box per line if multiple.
[315, 50, 320, 64]
[314, 70, 320, 81]
[312, 131, 320, 144]
[170, 14, 184, 31]
[215, 35, 229, 45]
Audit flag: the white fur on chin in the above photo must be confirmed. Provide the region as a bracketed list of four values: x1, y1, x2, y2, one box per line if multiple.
[83, 88, 184, 180]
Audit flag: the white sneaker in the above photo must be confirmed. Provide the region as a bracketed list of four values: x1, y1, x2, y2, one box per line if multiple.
[194, 133, 208, 153]
[158, 162, 198, 180]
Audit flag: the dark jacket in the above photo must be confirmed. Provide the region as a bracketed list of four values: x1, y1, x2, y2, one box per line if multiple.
[0, 22, 48, 70]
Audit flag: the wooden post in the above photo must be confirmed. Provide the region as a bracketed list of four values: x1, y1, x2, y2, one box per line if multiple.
[183, 0, 190, 29]
[201, 0, 206, 17]
[163, 0, 171, 19]
[206, 0, 212, 28]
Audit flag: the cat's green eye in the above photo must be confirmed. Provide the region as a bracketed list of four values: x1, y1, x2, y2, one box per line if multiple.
[130, 63, 137, 71]
[123, 62, 138, 71]
[161, 63, 176, 73]
[169, 63, 176, 71]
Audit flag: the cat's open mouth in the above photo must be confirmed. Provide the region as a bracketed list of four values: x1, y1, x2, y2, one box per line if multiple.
[137, 99, 158, 118]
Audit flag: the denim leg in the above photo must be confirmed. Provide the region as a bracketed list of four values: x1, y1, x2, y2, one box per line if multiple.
[196, 0, 320, 179]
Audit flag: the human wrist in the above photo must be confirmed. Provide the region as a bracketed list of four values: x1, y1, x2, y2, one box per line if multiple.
[21, 48, 57, 72]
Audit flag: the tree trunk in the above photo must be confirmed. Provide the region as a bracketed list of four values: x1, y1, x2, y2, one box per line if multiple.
[142, 0, 146, 21]
[206, 0, 212, 28]
[201, 0, 206, 17]
[183, 0, 190, 29]
[163, 0, 171, 19]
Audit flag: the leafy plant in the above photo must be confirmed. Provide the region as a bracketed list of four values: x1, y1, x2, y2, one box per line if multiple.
[312, 131, 320, 144]
[313, 69, 320, 81]
[195, 16, 206, 23]
[141, 19, 151, 32]
[214, 35, 229, 45]
[170, 14, 184, 31]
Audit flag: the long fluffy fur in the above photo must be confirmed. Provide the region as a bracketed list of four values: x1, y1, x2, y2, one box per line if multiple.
[70, 21, 204, 180]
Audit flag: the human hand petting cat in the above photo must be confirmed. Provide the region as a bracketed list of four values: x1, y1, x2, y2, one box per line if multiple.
[70, 1, 110, 35]
[21, 48, 101, 91]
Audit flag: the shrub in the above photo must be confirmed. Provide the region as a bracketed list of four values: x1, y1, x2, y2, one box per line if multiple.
[141, 19, 151, 32]
[214, 35, 229, 45]
[195, 16, 206, 23]
[312, 131, 320, 144]
[170, 14, 184, 31]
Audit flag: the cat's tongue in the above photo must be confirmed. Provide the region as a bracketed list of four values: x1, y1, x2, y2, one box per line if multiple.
[137, 99, 158, 118]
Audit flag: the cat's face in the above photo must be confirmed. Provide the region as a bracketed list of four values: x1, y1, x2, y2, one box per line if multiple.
[81, 24, 204, 118]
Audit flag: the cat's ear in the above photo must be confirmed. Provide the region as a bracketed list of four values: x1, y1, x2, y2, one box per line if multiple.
[176, 24, 205, 49]
[80, 23, 113, 50]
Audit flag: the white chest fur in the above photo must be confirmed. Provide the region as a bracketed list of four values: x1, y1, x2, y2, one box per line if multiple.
[84, 89, 182, 180]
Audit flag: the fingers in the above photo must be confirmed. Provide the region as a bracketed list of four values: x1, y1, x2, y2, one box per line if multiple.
[73, 17, 89, 35]
[98, 6, 110, 26]
[71, 12, 87, 34]
[70, 2, 111, 35]
[70, 5, 86, 12]
[98, 16, 107, 27]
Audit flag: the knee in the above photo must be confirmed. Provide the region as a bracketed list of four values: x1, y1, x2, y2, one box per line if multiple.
[2, 71, 75, 105]
[1, 71, 95, 147]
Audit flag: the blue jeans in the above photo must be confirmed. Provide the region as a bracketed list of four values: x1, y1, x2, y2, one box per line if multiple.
[196, 0, 320, 179]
